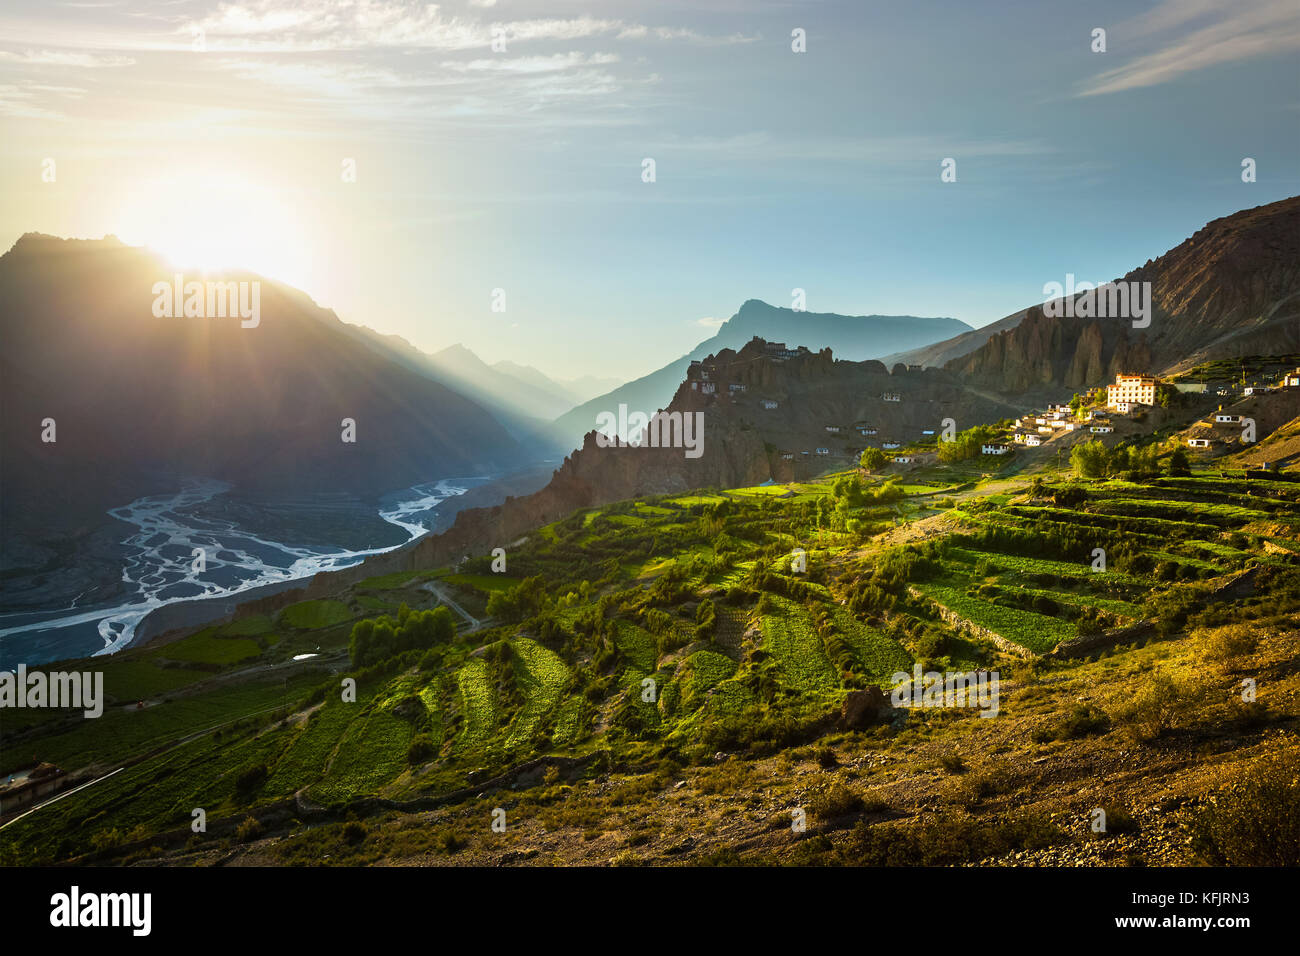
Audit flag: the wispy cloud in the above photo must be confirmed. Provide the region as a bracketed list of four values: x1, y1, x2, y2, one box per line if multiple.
[0, 48, 134, 66]
[183, 1, 754, 53]
[1079, 0, 1300, 96]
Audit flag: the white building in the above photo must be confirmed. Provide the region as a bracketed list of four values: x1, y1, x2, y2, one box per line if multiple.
[1107, 373, 1157, 410]
[882, 392, 902, 402]
[1090, 425, 1113, 434]
[1025, 434, 1043, 447]
[882, 440, 901, 450]
[815, 447, 830, 456]
[825, 425, 841, 433]
[1214, 413, 1240, 424]
[981, 443, 1010, 455]
[760, 399, 779, 409]
[1188, 438, 1212, 448]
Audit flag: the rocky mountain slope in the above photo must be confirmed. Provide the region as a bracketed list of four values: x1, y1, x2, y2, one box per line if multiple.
[947, 197, 1300, 393]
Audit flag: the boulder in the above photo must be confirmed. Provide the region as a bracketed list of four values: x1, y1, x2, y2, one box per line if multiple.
[839, 686, 890, 730]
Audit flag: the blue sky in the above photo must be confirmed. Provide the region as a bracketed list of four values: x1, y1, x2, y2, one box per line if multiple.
[1, 0, 1297, 380]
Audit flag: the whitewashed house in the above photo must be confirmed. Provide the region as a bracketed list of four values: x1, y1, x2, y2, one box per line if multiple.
[760, 399, 779, 410]
[981, 443, 1010, 455]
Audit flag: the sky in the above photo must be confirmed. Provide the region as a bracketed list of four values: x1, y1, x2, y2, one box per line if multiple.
[1, 0, 1297, 382]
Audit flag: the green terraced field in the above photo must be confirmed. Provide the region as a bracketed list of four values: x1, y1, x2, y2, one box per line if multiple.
[611, 620, 658, 672]
[309, 706, 413, 803]
[829, 607, 913, 683]
[453, 657, 497, 752]
[503, 638, 569, 750]
[759, 597, 839, 696]
[916, 581, 1078, 654]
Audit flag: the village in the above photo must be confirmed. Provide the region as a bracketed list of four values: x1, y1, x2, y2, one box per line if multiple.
[685, 338, 1300, 477]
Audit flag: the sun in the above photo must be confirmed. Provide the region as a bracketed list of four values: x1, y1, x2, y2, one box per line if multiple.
[114, 170, 313, 289]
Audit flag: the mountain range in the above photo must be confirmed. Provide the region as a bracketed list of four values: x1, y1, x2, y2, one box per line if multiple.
[553, 300, 972, 443]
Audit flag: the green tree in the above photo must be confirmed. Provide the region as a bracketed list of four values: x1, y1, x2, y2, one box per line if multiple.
[859, 447, 888, 471]
[1167, 446, 1191, 477]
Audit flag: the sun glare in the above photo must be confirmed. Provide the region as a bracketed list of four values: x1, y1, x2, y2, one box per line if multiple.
[115, 171, 314, 290]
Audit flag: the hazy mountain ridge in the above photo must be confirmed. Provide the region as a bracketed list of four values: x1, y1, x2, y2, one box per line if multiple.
[0, 234, 529, 543]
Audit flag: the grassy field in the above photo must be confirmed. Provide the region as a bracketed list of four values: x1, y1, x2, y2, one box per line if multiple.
[5, 457, 1297, 868]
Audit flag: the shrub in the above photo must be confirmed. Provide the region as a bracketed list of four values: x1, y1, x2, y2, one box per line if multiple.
[809, 782, 864, 820]
[342, 821, 368, 845]
[1096, 805, 1139, 835]
[1113, 673, 1191, 743]
[1197, 623, 1259, 671]
[1187, 748, 1300, 865]
[938, 753, 966, 774]
[234, 763, 269, 797]
[235, 816, 263, 842]
[1033, 703, 1111, 742]
[407, 734, 438, 766]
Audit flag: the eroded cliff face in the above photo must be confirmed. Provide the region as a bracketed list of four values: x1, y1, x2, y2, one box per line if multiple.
[951, 307, 1154, 393]
[948, 196, 1300, 391]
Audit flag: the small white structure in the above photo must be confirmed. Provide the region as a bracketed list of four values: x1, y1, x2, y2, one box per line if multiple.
[1090, 425, 1113, 434]
[882, 440, 901, 450]
[1244, 386, 1272, 397]
[1025, 434, 1043, 447]
[760, 399, 779, 409]
[1188, 438, 1212, 448]
[825, 425, 841, 433]
[1114, 401, 1132, 414]
[981, 443, 1010, 455]
[882, 392, 902, 402]
[728, 383, 746, 393]
[700, 382, 715, 395]
[1214, 413, 1240, 424]
[895, 456, 915, 464]
[921, 429, 935, 436]
[815, 447, 830, 456]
